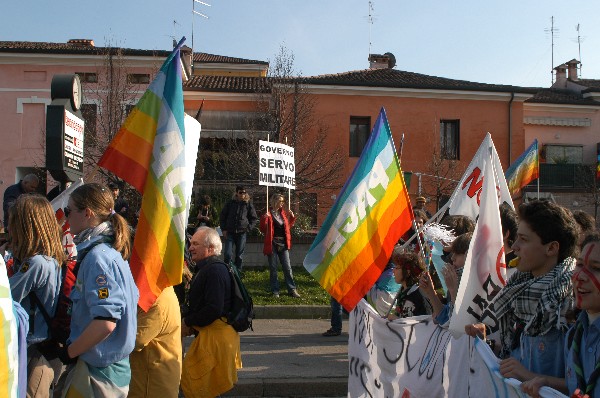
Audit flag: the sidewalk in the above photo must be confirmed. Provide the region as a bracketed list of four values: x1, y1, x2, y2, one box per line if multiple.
[183, 312, 349, 398]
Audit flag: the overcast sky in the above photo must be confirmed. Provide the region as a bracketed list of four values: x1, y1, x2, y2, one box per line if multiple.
[2, 1, 599, 88]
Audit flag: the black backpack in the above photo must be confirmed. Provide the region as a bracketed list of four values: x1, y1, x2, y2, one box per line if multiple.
[225, 262, 255, 332]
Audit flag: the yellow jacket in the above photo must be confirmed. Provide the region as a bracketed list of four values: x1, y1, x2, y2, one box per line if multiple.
[129, 287, 182, 398]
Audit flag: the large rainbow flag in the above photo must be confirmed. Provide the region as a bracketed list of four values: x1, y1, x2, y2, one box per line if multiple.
[505, 139, 539, 196]
[99, 38, 191, 311]
[303, 108, 413, 311]
[0, 257, 18, 398]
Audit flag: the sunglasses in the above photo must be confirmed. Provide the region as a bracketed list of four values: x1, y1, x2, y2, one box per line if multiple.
[238, 191, 247, 194]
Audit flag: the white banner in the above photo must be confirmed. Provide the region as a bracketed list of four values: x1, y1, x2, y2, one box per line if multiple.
[447, 133, 514, 220]
[348, 300, 567, 398]
[258, 140, 295, 189]
[449, 149, 506, 337]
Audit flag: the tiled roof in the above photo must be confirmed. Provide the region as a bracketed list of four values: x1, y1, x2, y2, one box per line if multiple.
[299, 68, 540, 94]
[525, 88, 600, 105]
[577, 79, 600, 93]
[0, 40, 171, 57]
[184, 75, 270, 93]
[193, 52, 268, 65]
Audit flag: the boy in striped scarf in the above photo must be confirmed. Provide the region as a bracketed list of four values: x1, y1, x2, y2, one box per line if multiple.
[466, 200, 580, 382]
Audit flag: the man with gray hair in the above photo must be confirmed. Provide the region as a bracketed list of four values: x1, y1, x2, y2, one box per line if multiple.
[3, 173, 39, 229]
[180, 227, 241, 397]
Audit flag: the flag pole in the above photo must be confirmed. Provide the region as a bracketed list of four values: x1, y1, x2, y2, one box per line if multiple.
[266, 134, 270, 209]
[286, 137, 291, 211]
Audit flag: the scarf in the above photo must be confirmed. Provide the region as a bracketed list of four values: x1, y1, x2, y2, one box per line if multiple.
[492, 257, 576, 358]
[73, 222, 114, 245]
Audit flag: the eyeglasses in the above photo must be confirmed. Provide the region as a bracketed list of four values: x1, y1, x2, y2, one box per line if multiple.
[238, 191, 246, 194]
[278, 199, 285, 203]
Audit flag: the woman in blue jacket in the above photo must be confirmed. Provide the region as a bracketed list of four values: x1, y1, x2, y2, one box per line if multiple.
[57, 183, 139, 398]
[8, 194, 66, 397]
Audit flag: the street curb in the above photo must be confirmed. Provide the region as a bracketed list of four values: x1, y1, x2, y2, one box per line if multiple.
[253, 305, 331, 320]
[224, 377, 347, 397]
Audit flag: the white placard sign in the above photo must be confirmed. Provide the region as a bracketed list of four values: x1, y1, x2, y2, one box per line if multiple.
[63, 109, 85, 172]
[258, 140, 295, 189]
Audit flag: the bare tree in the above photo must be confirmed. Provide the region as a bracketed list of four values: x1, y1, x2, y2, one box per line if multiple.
[419, 146, 462, 211]
[197, 45, 344, 223]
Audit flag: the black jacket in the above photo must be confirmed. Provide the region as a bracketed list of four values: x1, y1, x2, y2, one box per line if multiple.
[220, 198, 258, 233]
[183, 256, 232, 328]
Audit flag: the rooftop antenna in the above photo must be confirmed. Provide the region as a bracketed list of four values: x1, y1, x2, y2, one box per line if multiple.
[575, 23, 584, 76]
[172, 20, 181, 48]
[368, 1, 375, 57]
[191, 0, 211, 72]
[544, 16, 559, 84]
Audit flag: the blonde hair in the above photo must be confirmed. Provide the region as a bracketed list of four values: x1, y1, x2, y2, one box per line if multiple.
[8, 194, 66, 265]
[70, 183, 131, 260]
[270, 193, 285, 209]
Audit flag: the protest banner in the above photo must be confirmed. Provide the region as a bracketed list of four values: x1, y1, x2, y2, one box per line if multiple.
[258, 140, 296, 189]
[449, 150, 506, 337]
[349, 300, 567, 398]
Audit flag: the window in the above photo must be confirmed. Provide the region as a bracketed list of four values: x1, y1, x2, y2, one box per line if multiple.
[127, 74, 150, 84]
[440, 120, 460, 160]
[76, 72, 98, 83]
[349, 117, 370, 157]
[542, 144, 583, 164]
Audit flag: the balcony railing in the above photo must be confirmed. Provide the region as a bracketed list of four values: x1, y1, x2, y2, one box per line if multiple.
[526, 163, 595, 190]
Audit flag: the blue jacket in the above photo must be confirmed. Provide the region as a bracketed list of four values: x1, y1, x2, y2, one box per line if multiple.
[9, 255, 61, 345]
[565, 312, 600, 397]
[69, 237, 139, 367]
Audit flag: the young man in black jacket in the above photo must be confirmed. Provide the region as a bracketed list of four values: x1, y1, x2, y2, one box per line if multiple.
[219, 185, 258, 271]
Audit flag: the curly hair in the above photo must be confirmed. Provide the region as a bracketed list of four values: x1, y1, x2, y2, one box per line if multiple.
[440, 214, 475, 236]
[70, 183, 131, 260]
[392, 248, 424, 286]
[500, 203, 518, 247]
[8, 194, 66, 264]
[518, 200, 580, 262]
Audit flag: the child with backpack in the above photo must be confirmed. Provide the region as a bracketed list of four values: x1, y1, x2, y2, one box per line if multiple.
[7, 194, 67, 397]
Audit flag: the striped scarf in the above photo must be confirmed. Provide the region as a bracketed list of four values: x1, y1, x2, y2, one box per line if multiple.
[492, 257, 576, 358]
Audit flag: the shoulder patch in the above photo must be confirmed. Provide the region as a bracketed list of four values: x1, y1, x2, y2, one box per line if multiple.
[95, 274, 108, 286]
[20, 262, 30, 273]
[97, 287, 109, 299]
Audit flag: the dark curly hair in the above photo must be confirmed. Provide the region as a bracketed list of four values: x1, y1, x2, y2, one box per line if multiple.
[518, 200, 580, 262]
[392, 248, 424, 286]
[500, 203, 518, 247]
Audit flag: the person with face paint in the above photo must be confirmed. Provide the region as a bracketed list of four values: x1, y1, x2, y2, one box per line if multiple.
[521, 233, 600, 398]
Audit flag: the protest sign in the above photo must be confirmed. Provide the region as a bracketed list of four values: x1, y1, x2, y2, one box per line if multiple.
[348, 300, 567, 398]
[258, 140, 296, 189]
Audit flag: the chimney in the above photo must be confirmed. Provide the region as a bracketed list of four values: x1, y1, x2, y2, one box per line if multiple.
[67, 39, 95, 47]
[553, 64, 567, 88]
[566, 59, 580, 81]
[369, 53, 390, 69]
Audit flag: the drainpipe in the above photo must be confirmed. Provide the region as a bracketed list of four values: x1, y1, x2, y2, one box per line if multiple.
[508, 92, 514, 165]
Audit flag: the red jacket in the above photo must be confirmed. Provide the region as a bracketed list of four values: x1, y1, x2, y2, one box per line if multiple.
[259, 209, 296, 256]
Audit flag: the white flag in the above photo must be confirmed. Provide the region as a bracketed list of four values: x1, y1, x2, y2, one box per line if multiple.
[448, 133, 513, 220]
[449, 151, 506, 337]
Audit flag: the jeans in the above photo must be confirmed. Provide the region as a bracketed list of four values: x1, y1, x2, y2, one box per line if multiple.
[330, 297, 343, 332]
[223, 232, 247, 271]
[268, 243, 296, 293]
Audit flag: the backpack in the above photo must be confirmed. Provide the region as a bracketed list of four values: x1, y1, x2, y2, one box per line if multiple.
[30, 237, 112, 345]
[225, 262, 255, 332]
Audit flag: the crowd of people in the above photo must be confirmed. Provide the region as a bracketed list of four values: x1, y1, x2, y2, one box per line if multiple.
[3, 175, 600, 397]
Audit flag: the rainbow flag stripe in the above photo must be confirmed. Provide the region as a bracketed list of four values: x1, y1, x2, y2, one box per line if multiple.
[99, 38, 187, 311]
[505, 139, 539, 196]
[303, 108, 413, 311]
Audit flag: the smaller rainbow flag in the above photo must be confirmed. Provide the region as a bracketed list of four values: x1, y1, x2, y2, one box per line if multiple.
[303, 108, 413, 311]
[99, 38, 191, 311]
[505, 139, 539, 196]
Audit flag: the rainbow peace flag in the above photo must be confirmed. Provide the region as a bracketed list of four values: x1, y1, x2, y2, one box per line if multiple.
[505, 139, 539, 196]
[99, 38, 188, 311]
[303, 108, 413, 311]
[0, 258, 18, 398]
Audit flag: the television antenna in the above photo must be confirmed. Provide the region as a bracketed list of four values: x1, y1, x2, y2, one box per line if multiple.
[573, 23, 585, 76]
[191, 0, 211, 70]
[368, 1, 375, 57]
[544, 16, 559, 84]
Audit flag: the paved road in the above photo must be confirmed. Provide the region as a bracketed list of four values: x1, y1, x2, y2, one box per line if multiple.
[184, 318, 349, 397]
